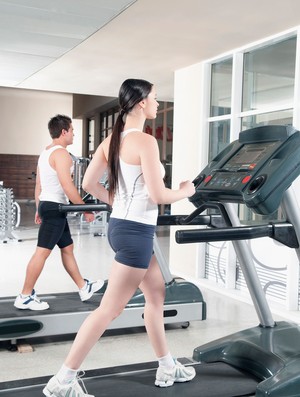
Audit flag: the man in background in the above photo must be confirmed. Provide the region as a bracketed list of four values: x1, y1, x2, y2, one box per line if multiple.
[14, 114, 103, 310]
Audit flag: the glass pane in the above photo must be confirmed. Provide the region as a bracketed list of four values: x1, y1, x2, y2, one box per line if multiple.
[154, 112, 163, 151]
[88, 119, 95, 152]
[242, 36, 296, 111]
[155, 101, 173, 110]
[114, 110, 119, 124]
[144, 120, 154, 136]
[209, 120, 231, 161]
[241, 109, 293, 130]
[108, 113, 113, 128]
[210, 58, 233, 117]
[164, 109, 173, 189]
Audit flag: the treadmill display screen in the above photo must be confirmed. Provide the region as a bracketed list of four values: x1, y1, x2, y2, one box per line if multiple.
[222, 141, 277, 171]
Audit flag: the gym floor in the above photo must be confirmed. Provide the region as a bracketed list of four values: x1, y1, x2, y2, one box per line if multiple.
[0, 200, 285, 392]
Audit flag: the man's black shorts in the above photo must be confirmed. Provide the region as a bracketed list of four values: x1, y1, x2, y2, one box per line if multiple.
[37, 201, 73, 250]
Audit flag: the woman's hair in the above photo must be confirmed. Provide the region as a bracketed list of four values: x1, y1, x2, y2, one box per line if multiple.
[108, 78, 153, 198]
[48, 114, 72, 139]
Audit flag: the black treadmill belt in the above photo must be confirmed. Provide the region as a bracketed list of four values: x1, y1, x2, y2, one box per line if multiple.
[0, 292, 102, 318]
[0, 361, 258, 397]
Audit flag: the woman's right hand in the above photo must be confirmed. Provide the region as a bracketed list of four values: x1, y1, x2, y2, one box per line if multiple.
[179, 180, 196, 198]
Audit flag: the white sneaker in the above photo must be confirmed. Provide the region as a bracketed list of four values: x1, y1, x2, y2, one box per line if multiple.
[14, 289, 49, 311]
[155, 359, 196, 387]
[43, 374, 94, 397]
[79, 279, 104, 301]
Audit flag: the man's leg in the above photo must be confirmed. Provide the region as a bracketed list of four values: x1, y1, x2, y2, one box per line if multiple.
[60, 244, 85, 289]
[14, 246, 51, 310]
[21, 246, 51, 295]
[60, 244, 104, 301]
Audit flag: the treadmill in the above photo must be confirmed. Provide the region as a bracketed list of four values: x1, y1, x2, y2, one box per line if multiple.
[2, 124, 300, 397]
[175, 124, 300, 396]
[0, 206, 206, 345]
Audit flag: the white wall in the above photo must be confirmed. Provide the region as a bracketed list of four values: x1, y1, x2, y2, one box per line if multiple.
[170, 62, 208, 278]
[0, 87, 82, 156]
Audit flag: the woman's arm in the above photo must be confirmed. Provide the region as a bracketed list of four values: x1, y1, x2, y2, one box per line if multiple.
[82, 142, 110, 204]
[140, 134, 195, 204]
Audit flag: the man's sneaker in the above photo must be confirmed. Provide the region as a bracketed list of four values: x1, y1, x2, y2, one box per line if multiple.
[79, 279, 104, 301]
[14, 289, 49, 311]
[43, 374, 94, 397]
[155, 359, 196, 387]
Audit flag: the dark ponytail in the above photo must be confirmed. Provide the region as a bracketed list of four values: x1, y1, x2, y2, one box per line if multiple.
[108, 79, 153, 199]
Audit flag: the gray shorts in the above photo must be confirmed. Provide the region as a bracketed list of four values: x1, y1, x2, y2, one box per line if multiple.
[107, 218, 155, 269]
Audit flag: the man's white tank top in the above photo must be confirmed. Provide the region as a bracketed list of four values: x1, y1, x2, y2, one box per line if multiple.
[110, 129, 165, 225]
[38, 145, 71, 204]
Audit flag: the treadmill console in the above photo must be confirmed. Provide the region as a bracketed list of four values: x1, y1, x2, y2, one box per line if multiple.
[190, 125, 300, 215]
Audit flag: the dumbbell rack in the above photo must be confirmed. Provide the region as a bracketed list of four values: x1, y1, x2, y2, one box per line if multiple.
[0, 186, 21, 243]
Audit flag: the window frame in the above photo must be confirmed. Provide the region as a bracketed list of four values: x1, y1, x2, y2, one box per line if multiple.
[206, 29, 298, 223]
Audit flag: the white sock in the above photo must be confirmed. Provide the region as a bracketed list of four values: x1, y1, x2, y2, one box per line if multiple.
[56, 364, 77, 384]
[157, 352, 175, 369]
[80, 280, 88, 291]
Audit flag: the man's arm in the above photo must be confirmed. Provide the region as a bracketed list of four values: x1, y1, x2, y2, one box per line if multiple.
[34, 166, 42, 224]
[51, 148, 94, 221]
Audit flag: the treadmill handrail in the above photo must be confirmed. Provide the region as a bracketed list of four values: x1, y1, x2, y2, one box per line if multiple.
[180, 202, 232, 226]
[59, 203, 112, 213]
[175, 222, 299, 248]
[157, 214, 225, 227]
[157, 202, 231, 228]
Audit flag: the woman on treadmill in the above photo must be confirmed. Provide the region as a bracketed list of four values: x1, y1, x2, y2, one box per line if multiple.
[43, 78, 196, 397]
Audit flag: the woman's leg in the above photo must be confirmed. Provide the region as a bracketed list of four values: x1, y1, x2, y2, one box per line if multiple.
[64, 260, 147, 370]
[139, 254, 169, 358]
[140, 255, 196, 388]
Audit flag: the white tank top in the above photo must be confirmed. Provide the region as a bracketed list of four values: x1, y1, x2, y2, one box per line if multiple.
[110, 129, 165, 225]
[38, 145, 71, 204]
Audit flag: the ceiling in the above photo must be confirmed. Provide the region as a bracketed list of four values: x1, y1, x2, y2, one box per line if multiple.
[2, 0, 300, 101]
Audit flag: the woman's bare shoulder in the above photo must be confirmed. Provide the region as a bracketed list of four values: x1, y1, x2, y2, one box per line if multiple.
[134, 131, 156, 144]
[97, 134, 111, 157]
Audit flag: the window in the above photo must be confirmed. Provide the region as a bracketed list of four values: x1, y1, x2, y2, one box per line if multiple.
[144, 101, 173, 214]
[204, 30, 299, 308]
[242, 37, 296, 112]
[209, 120, 231, 160]
[100, 107, 119, 142]
[144, 102, 173, 189]
[208, 35, 297, 221]
[88, 118, 95, 154]
[208, 57, 233, 161]
[210, 58, 233, 117]
[241, 110, 293, 130]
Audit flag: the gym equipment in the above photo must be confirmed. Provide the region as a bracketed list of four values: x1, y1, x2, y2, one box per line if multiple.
[5, 124, 300, 396]
[0, 203, 205, 345]
[174, 124, 300, 396]
[0, 186, 21, 243]
[0, 360, 259, 397]
[72, 156, 90, 197]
